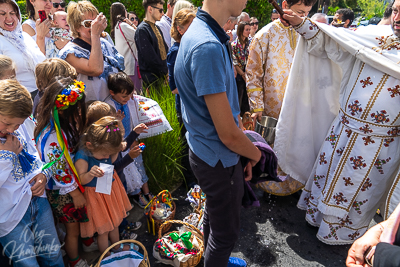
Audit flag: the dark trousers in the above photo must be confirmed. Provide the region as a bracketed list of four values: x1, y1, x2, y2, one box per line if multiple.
[177, 113, 196, 187]
[189, 150, 244, 267]
[236, 76, 250, 116]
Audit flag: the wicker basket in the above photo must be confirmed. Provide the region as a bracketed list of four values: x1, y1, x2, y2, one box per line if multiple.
[156, 220, 204, 267]
[145, 190, 176, 235]
[95, 239, 150, 267]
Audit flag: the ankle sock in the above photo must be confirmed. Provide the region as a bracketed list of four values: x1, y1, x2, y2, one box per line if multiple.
[69, 256, 80, 267]
[81, 236, 94, 246]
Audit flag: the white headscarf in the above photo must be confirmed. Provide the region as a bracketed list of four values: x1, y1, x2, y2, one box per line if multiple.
[0, 0, 41, 71]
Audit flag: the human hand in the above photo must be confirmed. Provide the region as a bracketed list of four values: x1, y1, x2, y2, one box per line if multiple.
[226, 30, 233, 42]
[128, 145, 141, 159]
[130, 140, 139, 150]
[30, 173, 47, 197]
[244, 161, 253, 181]
[115, 109, 125, 121]
[134, 123, 148, 134]
[171, 88, 179, 94]
[70, 190, 86, 209]
[89, 165, 104, 178]
[251, 111, 262, 129]
[121, 141, 127, 151]
[241, 73, 246, 81]
[380, 203, 400, 244]
[91, 12, 107, 37]
[281, 9, 303, 27]
[54, 37, 69, 50]
[346, 223, 384, 267]
[36, 18, 51, 39]
[0, 134, 22, 154]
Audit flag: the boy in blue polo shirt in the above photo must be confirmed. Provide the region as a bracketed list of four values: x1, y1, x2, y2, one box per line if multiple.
[174, 1, 262, 266]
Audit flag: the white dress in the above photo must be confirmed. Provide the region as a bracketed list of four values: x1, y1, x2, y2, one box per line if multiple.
[275, 19, 400, 245]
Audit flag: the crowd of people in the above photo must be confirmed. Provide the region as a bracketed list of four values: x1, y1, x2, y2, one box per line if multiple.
[0, 0, 400, 266]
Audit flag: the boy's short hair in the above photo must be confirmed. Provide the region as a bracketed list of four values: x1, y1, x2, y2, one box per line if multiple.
[0, 55, 16, 79]
[86, 101, 116, 126]
[336, 8, 355, 24]
[143, 0, 165, 13]
[107, 72, 135, 95]
[35, 58, 77, 91]
[0, 79, 32, 118]
[286, 0, 317, 7]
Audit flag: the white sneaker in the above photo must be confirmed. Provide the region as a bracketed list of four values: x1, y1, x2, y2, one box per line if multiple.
[82, 238, 99, 253]
[69, 259, 89, 267]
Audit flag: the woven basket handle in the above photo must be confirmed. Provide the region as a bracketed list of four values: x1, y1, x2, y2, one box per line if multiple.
[95, 239, 150, 267]
[158, 220, 204, 240]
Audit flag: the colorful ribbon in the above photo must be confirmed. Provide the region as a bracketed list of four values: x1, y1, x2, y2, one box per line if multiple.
[169, 232, 193, 250]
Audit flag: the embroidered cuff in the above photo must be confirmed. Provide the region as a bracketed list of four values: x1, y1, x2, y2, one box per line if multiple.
[247, 87, 263, 93]
[252, 108, 264, 113]
[42, 168, 52, 182]
[295, 18, 321, 41]
[60, 182, 79, 195]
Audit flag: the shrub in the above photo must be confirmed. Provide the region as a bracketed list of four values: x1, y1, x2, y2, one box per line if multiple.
[141, 81, 185, 192]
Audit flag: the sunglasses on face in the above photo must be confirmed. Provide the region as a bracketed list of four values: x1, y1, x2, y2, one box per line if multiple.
[150, 6, 164, 14]
[53, 2, 66, 8]
[250, 22, 259, 26]
[130, 17, 139, 21]
[81, 19, 93, 28]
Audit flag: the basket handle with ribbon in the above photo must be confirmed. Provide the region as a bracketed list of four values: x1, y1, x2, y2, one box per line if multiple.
[158, 220, 203, 242]
[95, 239, 150, 267]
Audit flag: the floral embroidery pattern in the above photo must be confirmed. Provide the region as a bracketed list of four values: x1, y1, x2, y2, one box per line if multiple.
[306, 207, 319, 224]
[387, 127, 400, 137]
[47, 142, 73, 184]
[352, 199, 368, 214]
[360, 77, 373, 88]
[348, 100, 362, 116]
[313, 175, 325, 189]
[371, 110, 390, 124]
[348, 231, 360, 240]
[362, 136, 375, 146]
[325, 127, 338, 148]
[309, 20, 318, 30]
[359, 124, 373, 134]
[374, 158, 391, 174]
[341, 115, 349, 125]
[345, 129, 352, 138]
[319, 152, 328, 165]
[324, 224, 340, 240]
[384, 138, 395, 147]
[336, 147, 344, 156]
[339, 216, 353, 227]
[333, 192, 348, 205]
[388, 85, 400, 98]
[350, 156, 367, 170]
[361, 178, 372, 191]
[343, 177, 354, 186]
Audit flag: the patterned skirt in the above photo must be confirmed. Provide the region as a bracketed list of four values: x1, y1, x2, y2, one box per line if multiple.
[46, 189, 89, 223]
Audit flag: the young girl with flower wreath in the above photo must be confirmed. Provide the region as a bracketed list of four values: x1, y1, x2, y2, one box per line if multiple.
[75, 116, 135, 255]
[35, 77, 89, 267]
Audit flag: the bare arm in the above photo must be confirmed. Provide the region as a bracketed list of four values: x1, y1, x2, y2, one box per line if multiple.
[204, 92, 261, 164]
[75, 158, 104, 185]
[65, 13, 106, 77]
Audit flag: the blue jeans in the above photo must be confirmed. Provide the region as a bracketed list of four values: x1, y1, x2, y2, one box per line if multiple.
[0, 197, 64, 267]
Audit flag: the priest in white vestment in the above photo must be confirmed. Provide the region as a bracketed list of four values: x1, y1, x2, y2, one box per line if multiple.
[276, 5, 400, 245]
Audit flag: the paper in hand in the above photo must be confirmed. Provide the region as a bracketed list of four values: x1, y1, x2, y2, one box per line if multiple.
[95, 163, 114, 195]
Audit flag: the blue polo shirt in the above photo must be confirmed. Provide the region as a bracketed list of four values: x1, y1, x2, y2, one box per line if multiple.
[174, 8, 240, 168]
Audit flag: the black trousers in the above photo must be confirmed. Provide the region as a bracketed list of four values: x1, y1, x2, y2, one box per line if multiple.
[236, 75, 250, 116]
[189, 150, 244, 267]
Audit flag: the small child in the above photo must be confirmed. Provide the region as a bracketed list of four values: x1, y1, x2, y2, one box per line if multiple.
[0, 79, 64, 266]
[0, 55, 16, 80]
[46, 11, 73, 58]
[75, 116, 138, 254]
[34, 58, 77, 116]
[105, 72, 154, 208]
[35, 77, 90, 267]
[85, 101, 146, 239]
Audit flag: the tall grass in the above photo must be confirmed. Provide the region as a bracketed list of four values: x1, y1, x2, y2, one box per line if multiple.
[141, 81, 184, 192]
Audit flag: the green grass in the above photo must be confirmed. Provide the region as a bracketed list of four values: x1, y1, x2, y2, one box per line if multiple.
[141, 81, 185, 192]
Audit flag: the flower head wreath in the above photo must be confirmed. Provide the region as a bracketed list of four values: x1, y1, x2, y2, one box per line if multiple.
[55, 80, 86, 110]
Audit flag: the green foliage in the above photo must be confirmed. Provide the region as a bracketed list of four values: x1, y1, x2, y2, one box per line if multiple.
[327, 6, 340, 15]
[141, 82, 185, 192]
[357, 0, 387, 19]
